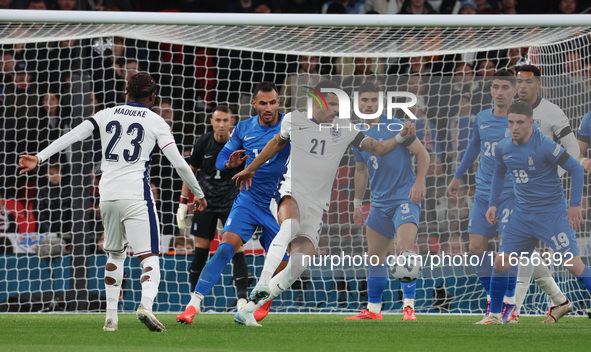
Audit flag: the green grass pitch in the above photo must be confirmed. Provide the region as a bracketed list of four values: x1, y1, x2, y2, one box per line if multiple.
[0, 314, 588, 351]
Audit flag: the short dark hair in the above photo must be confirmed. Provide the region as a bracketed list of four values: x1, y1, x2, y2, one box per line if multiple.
[492, 69, 516, 86]
[212, 104, 231, 115]
[253, 82, 278, 98]
[314, 79, 341, 93]
[126, 72, 156, 101]
[515, 64, 541, 78]
[508, 101, 533, 118]
[359, 82, 380, 95]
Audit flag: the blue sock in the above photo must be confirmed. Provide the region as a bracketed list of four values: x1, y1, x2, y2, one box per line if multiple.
[194, 242, 235, 296]
[401, 281, 417, 300]
[490, 268, 510, 314]
[475, 252, 493, 297]
[576, 266, 591, 293]
[505, 265, 518, 299]
[367, 264, 387, 304]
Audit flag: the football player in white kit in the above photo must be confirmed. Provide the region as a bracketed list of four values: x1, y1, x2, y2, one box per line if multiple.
[18, 73, 207, 332]
[232, 80, 419, 326]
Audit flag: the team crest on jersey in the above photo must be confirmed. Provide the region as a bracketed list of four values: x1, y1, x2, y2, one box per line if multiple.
[528, 155, 535, 170]
[330, 126, 341, 138]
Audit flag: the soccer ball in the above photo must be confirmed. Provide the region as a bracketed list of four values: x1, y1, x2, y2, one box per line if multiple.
[390, 250, 421, 283]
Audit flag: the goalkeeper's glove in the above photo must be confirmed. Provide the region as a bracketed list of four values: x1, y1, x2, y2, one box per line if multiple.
[177, 196, 189, 230]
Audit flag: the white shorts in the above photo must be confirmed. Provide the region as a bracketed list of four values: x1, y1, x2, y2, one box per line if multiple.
[296, 200, 324, 249]
[100, 199, 160, 256]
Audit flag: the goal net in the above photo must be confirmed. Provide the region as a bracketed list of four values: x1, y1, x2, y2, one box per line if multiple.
[0, 11, 590, 315]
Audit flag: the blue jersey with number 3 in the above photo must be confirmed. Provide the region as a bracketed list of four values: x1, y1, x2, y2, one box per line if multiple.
[352, 114, 415, 207]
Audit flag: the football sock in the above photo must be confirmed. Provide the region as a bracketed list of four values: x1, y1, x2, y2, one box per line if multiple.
[194, 242, 235, 296]
[515, 260, 535, 314]
[139, 255, 160, 311]
[267, 252, 307, 301]
[575, 266, 591, 293]
[533, 263, 566, 306]
[259, 219, 299, 285]
[490, 268, 510, 314]
[401, 281, 417, 302]
[188, 292, 204, 310]
[233, 251, 249, 300]
[189, 247, 209, 292]
[367, 264, 387, 307]
[367, 302, 381, 314]
[503, 265, 517, 304]
[475, 251, 493, 297]
[105, 252, 125, 324]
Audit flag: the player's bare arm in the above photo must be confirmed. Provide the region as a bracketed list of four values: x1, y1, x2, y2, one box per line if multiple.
[232, 133, 288, 191]
[17, 155, 39, 174]
[406, 139, 429, 205]
[360, 121, 415, 156]
[352, 161, 369, 227]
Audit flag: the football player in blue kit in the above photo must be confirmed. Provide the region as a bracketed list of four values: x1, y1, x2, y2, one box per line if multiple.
[447, 70, 519, 323]
[176, 82, 290, 324]
[482, 101, 591, 324]
[344, 83, 429, 321]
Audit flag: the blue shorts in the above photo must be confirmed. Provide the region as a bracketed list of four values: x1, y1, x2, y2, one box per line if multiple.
[224, 195, 285, 257]
[366, 202, 421, 240]
[500, 206, 579, 257]
[468, 195, 514, 238]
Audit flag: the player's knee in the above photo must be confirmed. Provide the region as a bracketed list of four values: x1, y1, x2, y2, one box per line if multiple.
[217, 242, 236, 261]
[105, 276, 116, 285]
[468, 243, 485, 256]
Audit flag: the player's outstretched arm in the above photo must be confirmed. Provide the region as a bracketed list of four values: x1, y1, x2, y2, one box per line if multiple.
[20, 119, 96, 173]
[17, 155, 39, 174]
[361, 121, 416, 156]
[232, 133, 288, 191]
[406, 139, 429, 205]
[352, 161, 369, 227]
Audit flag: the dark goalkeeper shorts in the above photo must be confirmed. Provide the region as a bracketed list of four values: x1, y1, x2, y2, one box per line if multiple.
[191, 211, 230, 241]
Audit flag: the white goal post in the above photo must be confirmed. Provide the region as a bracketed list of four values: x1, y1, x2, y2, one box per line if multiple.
[0, 11, 590, 315]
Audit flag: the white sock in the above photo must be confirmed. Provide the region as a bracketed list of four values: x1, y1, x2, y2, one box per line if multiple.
[504, 295, 516, 305]
[486, 294, 491, 302]
[367, 302, 381, 314]
[268, 252, 308, 300]
[140, 256, 161, 311]
[535, 277, 566, 306]
[188, 292, 204, 310]
[515, 261, 535, 314]
[260, 219, 299, 285]
[105, 252, 124, 324]
[403, 298, 415, 309]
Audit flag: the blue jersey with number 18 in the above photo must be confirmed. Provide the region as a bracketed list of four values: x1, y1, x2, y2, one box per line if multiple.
[493, 129, 568, 213]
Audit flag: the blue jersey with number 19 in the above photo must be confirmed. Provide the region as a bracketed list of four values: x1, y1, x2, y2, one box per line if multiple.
[352, 114, 415, 207]
[493, 129, 568, 213]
